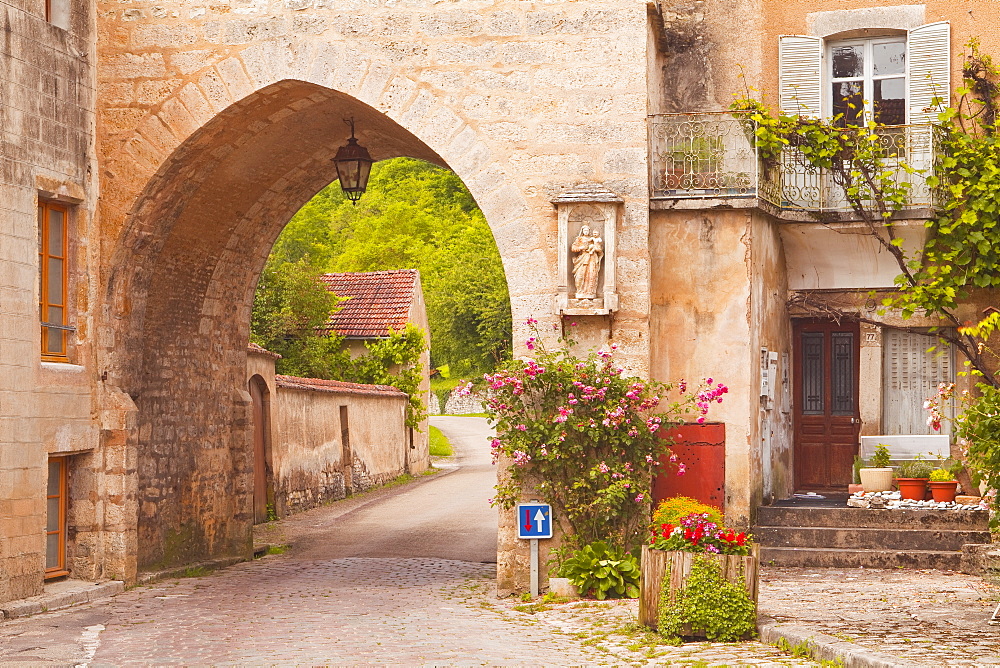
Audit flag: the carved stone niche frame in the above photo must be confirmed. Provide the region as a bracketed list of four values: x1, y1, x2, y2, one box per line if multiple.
[552, 184, 621, 316]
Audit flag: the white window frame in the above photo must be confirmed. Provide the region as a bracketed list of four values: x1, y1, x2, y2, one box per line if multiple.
[825, 35, 907, 125]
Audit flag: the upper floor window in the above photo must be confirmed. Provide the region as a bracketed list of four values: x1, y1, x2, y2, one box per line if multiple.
[778, 22, 950, 127]
[39, 201, 69, 360]
[45, 0, 71, 30]
[830, 37, 906, 126]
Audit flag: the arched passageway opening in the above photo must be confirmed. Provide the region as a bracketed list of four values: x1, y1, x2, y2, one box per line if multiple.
[104, 80, 507, 570]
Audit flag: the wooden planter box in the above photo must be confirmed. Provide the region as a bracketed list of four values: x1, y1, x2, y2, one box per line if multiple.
[638, 545, 759, 631]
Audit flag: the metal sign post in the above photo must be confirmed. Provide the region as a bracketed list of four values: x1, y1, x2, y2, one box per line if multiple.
[516, 503, 552, 598]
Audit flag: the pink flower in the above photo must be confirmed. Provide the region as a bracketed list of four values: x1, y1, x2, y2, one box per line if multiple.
[677, 463, 687, 476]
[635, 493, 645, 503]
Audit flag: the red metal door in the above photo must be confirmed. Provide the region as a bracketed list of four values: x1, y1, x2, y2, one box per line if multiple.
[793, 320, 860, 491]
[653, 423, 725, 510]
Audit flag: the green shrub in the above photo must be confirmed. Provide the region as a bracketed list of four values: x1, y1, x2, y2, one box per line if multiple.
[557, 541, 640, 600]
[657, 555, 756, 642]
[896, 458, 932, 479]
[652, 496, 723, 530]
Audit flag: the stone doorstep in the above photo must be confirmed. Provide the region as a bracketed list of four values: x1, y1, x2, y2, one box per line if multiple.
[0, 580, 125, 621]
[758, 618, 925, 668]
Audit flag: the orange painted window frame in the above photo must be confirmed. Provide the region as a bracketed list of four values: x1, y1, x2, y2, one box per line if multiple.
[39, 201, 69, 361]
[45, 457, 69, 579]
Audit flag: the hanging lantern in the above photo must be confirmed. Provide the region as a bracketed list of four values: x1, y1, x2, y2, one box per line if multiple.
[333, 117, 373, 204]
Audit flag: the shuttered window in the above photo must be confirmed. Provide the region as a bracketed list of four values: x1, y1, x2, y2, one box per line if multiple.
[779, 35, 823, 117]
[778, 22, 950, 125]
[882, 329, 954, 435]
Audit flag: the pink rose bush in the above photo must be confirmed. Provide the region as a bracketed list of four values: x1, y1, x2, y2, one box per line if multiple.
[485, 319, 726, 548]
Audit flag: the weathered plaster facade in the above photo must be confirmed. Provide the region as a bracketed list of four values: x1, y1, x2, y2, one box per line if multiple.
[4, 0, 1000, 602]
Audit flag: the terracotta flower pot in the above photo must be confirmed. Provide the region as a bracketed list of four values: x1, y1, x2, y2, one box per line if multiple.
[859, 467, 894, 493]
[929, 480, 959, 503]
[896, 478, 929, 501]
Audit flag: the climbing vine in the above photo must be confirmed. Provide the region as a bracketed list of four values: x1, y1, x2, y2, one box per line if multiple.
[731, 37, 1000, 387]
[657, 555, 756, 642]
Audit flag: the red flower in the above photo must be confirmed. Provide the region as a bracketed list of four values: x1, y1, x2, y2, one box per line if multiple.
[736, 532, 746, 546]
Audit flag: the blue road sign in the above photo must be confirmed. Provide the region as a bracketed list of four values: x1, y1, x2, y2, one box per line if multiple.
[516, 503, 552, 539]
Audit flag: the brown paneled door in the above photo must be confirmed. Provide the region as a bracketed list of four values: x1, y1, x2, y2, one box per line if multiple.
[793, 320, 861, 491]
[250, 376, 269, 524]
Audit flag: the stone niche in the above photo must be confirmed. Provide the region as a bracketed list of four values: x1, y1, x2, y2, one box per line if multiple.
[553, 184, 621, 316]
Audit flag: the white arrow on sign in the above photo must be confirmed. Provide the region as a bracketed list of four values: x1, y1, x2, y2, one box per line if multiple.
[533, 509, 546, 532]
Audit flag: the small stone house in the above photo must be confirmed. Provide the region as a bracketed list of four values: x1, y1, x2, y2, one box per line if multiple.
[318, 269, 432, 464]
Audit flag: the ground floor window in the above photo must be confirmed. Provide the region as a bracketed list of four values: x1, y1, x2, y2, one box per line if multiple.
[45, 457, 69, 578]
[882, 329, 954, 435]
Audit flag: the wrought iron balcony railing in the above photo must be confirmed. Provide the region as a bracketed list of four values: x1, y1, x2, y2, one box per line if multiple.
[649, 112, 939, 213]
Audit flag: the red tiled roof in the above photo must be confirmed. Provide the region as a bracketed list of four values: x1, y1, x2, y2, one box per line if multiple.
[275, 374, 406, 397]
[247, 342, 282, 359]
[319, 269, 418, 338]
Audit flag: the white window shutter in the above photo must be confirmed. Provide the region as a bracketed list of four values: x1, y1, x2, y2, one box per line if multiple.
[882, 330, 953, 435]
[778, 35, 822, 118]
[907, 21, 951, 125]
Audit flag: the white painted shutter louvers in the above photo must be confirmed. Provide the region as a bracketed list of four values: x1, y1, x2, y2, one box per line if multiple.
[778, 35, 823, 118]
[907, 21, 951, 126]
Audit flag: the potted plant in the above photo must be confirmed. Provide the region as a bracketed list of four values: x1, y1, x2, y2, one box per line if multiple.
[639, 512, 757, 642]
[929, 466, 960, 503]
[859, 443, 894, 493]
[895, 456, 933, 501]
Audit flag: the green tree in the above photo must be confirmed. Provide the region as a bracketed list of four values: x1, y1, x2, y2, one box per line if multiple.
[276, 158, 511, 374]
[250, 258, 349, 377]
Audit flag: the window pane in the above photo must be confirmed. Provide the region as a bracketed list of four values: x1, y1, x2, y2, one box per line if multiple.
[832, 82, 864, 126]
[873, 41, 906, 76]
[802, 332, 824, 415]
[48, 209, 64, 257]
[832, 45, 864, 78]
[47, 460, 61, 496]
[831, 332, 856, 415]
[44, 326, 65, 355]
[46, 533, 60, 569]
[874, 78, 906, 125]
[47, 258, 64, 305]
[47, 496, 60, 531]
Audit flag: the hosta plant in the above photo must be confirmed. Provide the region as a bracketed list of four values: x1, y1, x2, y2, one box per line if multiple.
[558, 541, 640, 600]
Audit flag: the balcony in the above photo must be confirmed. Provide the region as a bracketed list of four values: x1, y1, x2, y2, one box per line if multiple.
[648, 112, 939, 215]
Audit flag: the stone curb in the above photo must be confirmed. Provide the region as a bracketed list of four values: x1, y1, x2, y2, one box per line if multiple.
[0, 581, 125, 622]
[758, 617, 922, 668]
[136, 556, 247, 585]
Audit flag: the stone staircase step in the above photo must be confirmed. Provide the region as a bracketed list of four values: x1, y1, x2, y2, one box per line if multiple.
[754, 526, 990, 552]
[757, 506, 989, 531]
[760, 546, 965, 570]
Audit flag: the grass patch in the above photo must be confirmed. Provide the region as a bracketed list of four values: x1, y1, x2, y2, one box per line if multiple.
[265, 544, 289, 555]
[429, 425, 453, 456]
[180, 566, 211, 578]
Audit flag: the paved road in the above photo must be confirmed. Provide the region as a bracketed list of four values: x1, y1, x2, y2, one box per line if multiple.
[0, 417, 599, 665]
[290, 415, 498, 563]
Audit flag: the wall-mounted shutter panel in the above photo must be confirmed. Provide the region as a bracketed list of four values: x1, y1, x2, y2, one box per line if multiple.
[907, 21, 951, 125]
[882, 330, 954, 435]
[778, 35, 822, 118]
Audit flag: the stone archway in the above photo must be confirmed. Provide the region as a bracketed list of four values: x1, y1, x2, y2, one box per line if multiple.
[93, 5, 652, 579]
[99, 79, 537, 574]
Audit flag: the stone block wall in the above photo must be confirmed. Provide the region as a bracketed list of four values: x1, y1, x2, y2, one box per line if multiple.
[0, 0, 98, 604]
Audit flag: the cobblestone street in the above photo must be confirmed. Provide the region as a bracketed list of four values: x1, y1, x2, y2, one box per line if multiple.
[1, 418, 998, 666]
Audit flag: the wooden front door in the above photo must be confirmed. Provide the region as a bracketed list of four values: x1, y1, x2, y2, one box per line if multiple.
[250, 376, 269, 523]
[793, 320, 860, 491]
